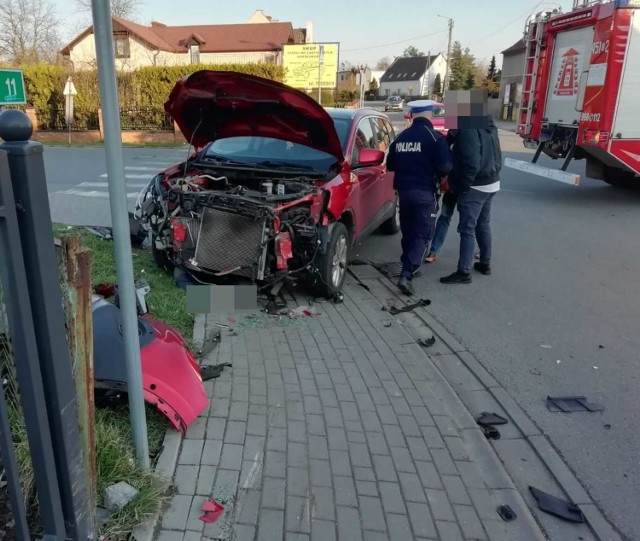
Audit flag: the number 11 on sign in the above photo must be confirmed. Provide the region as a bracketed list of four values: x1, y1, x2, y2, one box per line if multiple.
[6, 78, 17, 97]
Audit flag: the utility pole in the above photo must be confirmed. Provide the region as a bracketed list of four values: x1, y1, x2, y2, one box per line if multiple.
[438, 15, 454, 93]
[426, 50, 431, 98]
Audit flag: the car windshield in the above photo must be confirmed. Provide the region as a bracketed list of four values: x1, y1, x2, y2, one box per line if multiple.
[433, 106, 445, 117]
[389, 97, 401, 102]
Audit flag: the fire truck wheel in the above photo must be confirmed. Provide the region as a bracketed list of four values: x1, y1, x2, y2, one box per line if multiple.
[603, 168, 640, 190]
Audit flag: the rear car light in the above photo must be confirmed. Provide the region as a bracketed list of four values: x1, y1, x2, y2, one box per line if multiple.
[171, 217, 187, 248]
[275, 232, 293, 270]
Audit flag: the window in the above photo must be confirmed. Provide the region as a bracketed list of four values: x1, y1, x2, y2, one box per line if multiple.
[190, 44, 200, 64]
[373, 118, 391, 151]
[352, 118, 376, 164]
[113, 32, 130, 58]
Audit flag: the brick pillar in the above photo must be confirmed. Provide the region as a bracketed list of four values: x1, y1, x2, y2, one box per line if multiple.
[97, 108, 104, 140]
[25, 108, 39, 132]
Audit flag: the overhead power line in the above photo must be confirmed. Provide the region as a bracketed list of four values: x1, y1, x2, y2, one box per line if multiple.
[342, 29, 447, 52]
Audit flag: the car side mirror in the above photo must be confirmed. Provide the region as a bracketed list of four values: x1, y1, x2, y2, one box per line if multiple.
[354, 148, 385, 168]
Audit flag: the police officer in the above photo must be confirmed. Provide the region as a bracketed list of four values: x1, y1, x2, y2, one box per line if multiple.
[386, 100, 452, 296]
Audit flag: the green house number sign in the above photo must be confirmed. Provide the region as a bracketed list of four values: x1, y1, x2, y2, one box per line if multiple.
[0, 69, 27, 106]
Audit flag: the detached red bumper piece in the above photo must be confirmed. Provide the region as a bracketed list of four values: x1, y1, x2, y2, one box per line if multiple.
[92, 295, 208, 433]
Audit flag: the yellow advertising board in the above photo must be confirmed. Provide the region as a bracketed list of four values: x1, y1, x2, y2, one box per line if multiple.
[282, 43, 339, 89]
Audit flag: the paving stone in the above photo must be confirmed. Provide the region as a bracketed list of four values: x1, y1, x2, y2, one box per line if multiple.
[390, 446, 417, 473]
[333, 475, 357, 507]
[415, 461, 443, 490]
[337, 507, 363, 541]
[309, 486, 335, 521]
[358, 496, 387, 532]
[161, 495, 192, 530]
[286, 496, 310, 534]
[288, 420, 307, 443]
[228, 401, 249, 422]
[286, 534, 310, 541]
[349, 443, 372, 468]
[257, 509, 284, 541]
[262, 477, 286, 510]
[456, 461, 487, 490]
[356, 480, 379, 497]
[224, 421, 247, 445]
[234, 524, 257, 541]
[247, 414, 267, 437]
[329, 449, 352, 477]
[184, 495, 206, 532]
[377, 404, 398, 425]
[327, 427, 348, 451]
[361, 410, 384, 433]
[407, 501, 437, 538]
[219, 443, 243, 471]
[353, 466, 376, 482]
[398, 415, 422, 437]
[442, 475, 472, 505]
[383, 424, 406, 448]
[435, 520, 464, 541]
[372, 454, 398, 483]
[454, 504, 487, 540]
[379, 482, 406, 514]
[399, 471, 427, 503]
[406, 436, 431, 462]
[156, 530, 184, 541]
[179, 439, 204, 465]
[311, 520, 336, 541]
[426, 489, 456, 522]
[310, 459, 332, 488]
[287, 467, 309, 497]
[264, 450, 286, 478]
[288, 442, 308, 468]
[431, 448, 459, 476]
[387, 513, 413, 541]
[236, 489, 261, 525]
[196, 465, 216, 496]
[175, 465, 198, 495]
[267, 427, 287, 452]
[308, 435, 330, 460]
[323, 407, 344, 428]
[185, 417, 207, 439]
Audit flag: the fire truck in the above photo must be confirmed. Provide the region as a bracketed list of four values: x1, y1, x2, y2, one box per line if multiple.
[505, 0, 640, 188]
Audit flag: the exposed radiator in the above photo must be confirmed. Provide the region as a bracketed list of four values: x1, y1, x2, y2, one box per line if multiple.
[194, 208, 266, 278]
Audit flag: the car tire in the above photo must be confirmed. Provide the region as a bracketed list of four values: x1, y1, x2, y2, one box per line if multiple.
[310, 221, 349, 298]
[380, 196, 401, 234]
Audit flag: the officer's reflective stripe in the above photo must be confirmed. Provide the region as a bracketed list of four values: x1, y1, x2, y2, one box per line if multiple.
[396, 142, 422, 152]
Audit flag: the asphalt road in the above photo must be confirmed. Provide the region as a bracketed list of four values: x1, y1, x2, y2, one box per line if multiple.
[40, 116, 640, 538]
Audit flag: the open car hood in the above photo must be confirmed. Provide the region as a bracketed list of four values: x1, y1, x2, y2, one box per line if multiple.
[165, 70, 345, 162]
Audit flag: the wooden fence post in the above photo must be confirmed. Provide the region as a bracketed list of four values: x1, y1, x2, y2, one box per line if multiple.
[60, 236, 97, 522]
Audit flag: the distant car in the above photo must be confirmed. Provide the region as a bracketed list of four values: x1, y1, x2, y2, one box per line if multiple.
[385, 96, 404, 112]
[136, 71, 401, 299]
[403, 103, 448, 136]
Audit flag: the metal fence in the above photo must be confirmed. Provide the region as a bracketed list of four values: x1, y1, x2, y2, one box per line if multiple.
[39, 108, 101, 131]
[120, 107, 173, 131]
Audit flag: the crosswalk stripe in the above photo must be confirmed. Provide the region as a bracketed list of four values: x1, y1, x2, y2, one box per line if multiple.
[124, 166, 167, 171]
[79, 182, 148, 188]
[99, 173, 152, 179]
[56, 189, 139, 198]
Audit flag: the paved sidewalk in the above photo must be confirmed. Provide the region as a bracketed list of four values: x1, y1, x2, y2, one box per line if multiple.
[154, 267, 547, 541]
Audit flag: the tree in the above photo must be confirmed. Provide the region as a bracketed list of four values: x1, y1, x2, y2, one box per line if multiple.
[448, 41, 478, 91]
[433, 73, 442, 95]
[487, 55, 497, 81]
[464, 72, 475, 90]
[0, 0, 62, 64]
[369, 78, 379, 94]
[402, 46, 425, 57]
[376, 57, 391, 70]
[75, 0, 142, 19]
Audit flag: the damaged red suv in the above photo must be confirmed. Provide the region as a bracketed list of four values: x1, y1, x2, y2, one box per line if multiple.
[135, 71, 400, 298]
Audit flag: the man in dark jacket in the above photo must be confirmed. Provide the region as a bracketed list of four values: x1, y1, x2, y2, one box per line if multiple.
[440, 107, 502, 284]
[387, 100, 452, 295]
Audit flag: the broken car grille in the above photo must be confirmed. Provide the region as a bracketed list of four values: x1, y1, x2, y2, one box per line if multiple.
[194, 208, 265, 278]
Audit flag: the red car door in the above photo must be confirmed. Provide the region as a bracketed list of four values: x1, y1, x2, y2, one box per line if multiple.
[350, 116, 381, 236]
[372, 117, 398, 218]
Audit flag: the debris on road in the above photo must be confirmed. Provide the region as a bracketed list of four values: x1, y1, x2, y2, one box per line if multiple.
[476, 412, 508, 426]
[418, 336, 437, 348]
[200, 499, 225, 524]
[201, 363, 232, 381]
[546, 395, 604, 413]
[481, 425, 501, 440]
[497, 505, 517, 522]
[105, 482, 139, 511]
[384, 298, 431, 315]
[540, 344, 552, 349]
[530, 368, 542, 376]
[529, 486, 585, 523]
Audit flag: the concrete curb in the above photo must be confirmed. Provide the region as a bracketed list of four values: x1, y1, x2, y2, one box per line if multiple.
[365, 270, 623, 541]
[131, 313, 207, 541]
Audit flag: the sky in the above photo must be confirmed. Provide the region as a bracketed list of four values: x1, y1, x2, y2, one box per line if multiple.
[57, 0, 576, 68]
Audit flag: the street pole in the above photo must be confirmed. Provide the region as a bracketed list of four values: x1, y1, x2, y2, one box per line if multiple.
[438, 15, 454, 93]
[427, 50, 431, 98]
[90, 0, 150, 469]
[318, 45, 324, 105]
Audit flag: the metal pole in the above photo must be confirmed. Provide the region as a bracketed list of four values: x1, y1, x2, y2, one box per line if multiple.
[427, 50, 431, 98]
[317, 45, 323, 105]
[90, 0, 150, 468]
[444, 18, 454, 92]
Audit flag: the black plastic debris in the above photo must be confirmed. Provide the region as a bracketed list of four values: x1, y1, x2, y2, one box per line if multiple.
[476, 412, 508, 426]
[377, 262, 422, 279]
[332, 291, 344, 304]
[418, 336, 436, 348]
[530, 368, 542, 376]
[529, 487, 585, 523]
[497, 505, 516, 522]
[200, 363, 232, 382]
[482, 425, 500, 440]
[546, 395, 604, 413]
[386, 298, 431, 316]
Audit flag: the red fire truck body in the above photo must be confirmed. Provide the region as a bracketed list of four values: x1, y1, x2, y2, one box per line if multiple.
[508, 0, 640, 188]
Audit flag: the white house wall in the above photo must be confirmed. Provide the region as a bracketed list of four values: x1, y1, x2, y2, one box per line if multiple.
[379, 55, 447, 97]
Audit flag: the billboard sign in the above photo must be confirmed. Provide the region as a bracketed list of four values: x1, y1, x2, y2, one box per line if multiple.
[282, 43, 339, 89]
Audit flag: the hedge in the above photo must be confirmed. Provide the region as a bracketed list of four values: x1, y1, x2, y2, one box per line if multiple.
[17, 62, 286, 130]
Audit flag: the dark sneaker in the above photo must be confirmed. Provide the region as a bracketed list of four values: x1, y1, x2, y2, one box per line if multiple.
[474, 262, 492, 275]
[440, 271, 472, 284]
[397, 276, 415, 296]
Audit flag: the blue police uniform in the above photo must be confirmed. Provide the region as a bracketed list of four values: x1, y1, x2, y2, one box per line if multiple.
[386, 101, 452, 293]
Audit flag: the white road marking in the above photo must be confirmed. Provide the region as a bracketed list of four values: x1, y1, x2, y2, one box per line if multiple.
[100, 173, 153, 179]
[78, 181, 149, 188]
[55, 189, 139, 198]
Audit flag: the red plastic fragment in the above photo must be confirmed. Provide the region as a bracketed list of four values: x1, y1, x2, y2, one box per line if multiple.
[200, 499, 225, 523]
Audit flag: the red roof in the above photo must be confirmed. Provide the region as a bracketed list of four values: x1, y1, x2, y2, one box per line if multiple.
[60, 17, 296, 55]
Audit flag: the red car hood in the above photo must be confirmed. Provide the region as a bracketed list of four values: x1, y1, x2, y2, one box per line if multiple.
[165, 70, 345, 161]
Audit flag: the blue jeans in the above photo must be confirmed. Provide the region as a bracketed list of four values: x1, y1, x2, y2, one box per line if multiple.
[398, 189, 437, 279]
[429, 193, 457, 255]
[456, 190, 496, 274]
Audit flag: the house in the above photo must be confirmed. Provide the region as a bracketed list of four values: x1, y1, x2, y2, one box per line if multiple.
[60, 10, 312, 71]
[498, 38, 526, 121]
[337, 67, 372, 94]
[379, 54, 447, 98]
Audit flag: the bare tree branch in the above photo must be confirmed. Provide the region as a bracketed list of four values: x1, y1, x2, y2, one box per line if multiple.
[0, 0, 62, 63]
[74, 0, 143, 20]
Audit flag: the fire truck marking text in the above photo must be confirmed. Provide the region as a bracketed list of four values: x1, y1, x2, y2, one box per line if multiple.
[581, 112, 601, 122]
[592, 41, 609, 56]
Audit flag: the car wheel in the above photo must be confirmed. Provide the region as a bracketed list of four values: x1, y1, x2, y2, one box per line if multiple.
[310, 221, 349, 298]
[380, 196, 401, 234]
